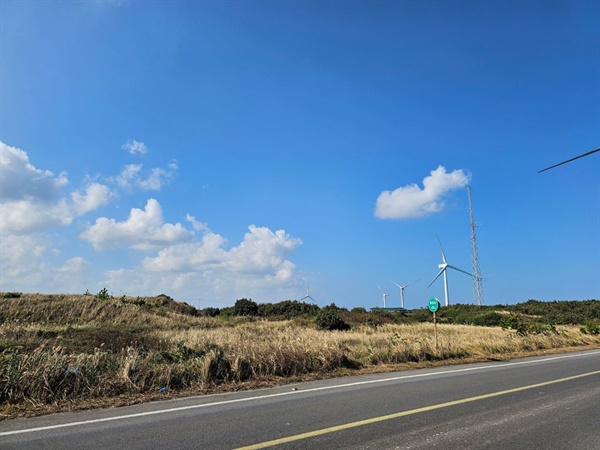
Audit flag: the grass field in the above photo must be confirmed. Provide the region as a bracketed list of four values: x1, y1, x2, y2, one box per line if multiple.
[1, 292, 599, 419]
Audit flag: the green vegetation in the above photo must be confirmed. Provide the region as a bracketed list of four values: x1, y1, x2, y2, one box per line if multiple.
[315, 304, 350, 331]
[95, 288, 110, 300]
[0, 292, 598, 419]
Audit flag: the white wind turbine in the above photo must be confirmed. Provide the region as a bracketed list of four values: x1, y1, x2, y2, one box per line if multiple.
[390, 279, 418, 309]
[299, 284, 316, 303]
[428, 237, 473, 307]
[377, 284, 390, 308]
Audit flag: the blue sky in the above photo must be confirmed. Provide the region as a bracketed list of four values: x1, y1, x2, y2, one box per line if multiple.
[1, 0, 598, 310]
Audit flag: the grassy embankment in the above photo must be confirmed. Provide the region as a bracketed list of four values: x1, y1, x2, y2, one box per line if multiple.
[1, 292, 599, 419]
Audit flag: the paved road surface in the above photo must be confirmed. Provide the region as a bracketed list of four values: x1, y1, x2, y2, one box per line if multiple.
[1, 350, 599, 449]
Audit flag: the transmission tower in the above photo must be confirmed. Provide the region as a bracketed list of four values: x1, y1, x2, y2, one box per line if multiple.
[467, 185, 484, 305]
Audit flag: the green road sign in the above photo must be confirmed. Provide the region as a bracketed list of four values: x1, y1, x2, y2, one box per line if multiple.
[428, 298, 440, 313]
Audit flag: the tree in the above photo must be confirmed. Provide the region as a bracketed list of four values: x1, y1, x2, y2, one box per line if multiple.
[315, 304, 349, 331]
[234, 298, 258, 316]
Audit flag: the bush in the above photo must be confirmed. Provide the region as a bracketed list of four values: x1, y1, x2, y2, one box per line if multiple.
[258, 300, 319, 319]
[315, 304, 350, 331]
[580, 320, 600, 335]
[201, 307, 221, 317]
[96, 288, 110, 300]
[471, 312, 503, 327]
[500, 313, 557, 335]
[233, 298, 258, 316]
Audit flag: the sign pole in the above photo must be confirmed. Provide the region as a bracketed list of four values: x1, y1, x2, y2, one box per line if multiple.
[428, 297, 440, 350]
[433, 311, 438, 349]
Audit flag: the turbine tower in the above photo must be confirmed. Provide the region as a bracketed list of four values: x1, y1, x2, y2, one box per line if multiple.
[467, 185, 484, 305]
[377, 284, 390, 308]
[390, 279, 418, 309]
[428, 237, 473, 307]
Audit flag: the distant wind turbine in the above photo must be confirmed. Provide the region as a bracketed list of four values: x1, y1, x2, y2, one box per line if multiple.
[428, 237, 473, 307]
[298, 284, 316, 303]
[377, 284, 390, 308]
[390, 279, 418, 309]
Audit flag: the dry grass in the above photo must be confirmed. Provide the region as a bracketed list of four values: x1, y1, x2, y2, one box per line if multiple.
[1, 293, 599, 419]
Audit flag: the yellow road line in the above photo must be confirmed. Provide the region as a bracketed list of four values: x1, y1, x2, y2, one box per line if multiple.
[236, 370, 600, 449]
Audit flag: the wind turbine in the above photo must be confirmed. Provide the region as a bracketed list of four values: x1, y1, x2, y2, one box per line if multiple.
[428, 237, 473, 307]
[377, 284, 390, 308]
[390, 279, 418, 309]
[299, 285, 316, 303]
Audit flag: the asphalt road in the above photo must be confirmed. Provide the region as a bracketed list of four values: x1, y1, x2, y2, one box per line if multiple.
[1, 350, 599, 449]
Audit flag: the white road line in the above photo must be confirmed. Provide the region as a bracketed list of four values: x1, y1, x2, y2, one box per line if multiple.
[1, 350, 599, 437]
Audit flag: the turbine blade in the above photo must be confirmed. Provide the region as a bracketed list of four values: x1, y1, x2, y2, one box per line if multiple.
[405, 279, 419, 288]
[377, 284, 384, 294]
[428, 268, 445, 288]
[390, 279, 402, 288]
[447, 264, 473, 277]
[538, 148, 600, 173]
[437, 235, 447, 264]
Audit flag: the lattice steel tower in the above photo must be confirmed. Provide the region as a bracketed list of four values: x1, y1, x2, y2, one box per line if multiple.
[467, 185, 484, 305]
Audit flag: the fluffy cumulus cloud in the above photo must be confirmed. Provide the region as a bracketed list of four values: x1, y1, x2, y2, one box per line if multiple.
[141, 225, 301, 278]
[0, 142, 68, 202]
[0, 142, 112, 233]
[80, 198, 195, 251]
[122, 139, 148, 155]
[0, 234, 95, 293]
[1, 141, 303, 303]
[106, 224, 303, 299]
[0, 234, 49, 283]
[224, 226, 300, 278]
[116, 162, 177, 191]
[375, 165, 471, 219]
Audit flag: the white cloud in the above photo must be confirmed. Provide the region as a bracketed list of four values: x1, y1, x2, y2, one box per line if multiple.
[186, 214, 209, 232]
[374, 165, 471, 219]
[0, 142, 68, 203]
[0, 234, 48, 283]
[141, 232, 227, 271]
[141, 225, 301, 276]
[138, 225, 302, 295]
[0, 142, 112, 233]
[56, 256, 92, 274]
[0, 199, 71, 233]
[71, 183, 113, 215]
[95, 225, 302, 301]
[0, 141, 301, 304]
[80, 198, 194, 251]
[224, 226, 301, 275]
[122, 139, 148, 155]
[0, 234, 95, 294]
[116, 162, 176, 191]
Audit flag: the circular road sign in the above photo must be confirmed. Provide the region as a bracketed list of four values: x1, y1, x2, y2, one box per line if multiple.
[428, 298, 440, 313]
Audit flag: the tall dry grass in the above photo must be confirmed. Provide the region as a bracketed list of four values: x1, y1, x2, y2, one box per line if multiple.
[1, 293, 599, 418]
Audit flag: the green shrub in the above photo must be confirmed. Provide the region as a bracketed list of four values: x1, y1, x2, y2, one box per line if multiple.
[201, 307, 221, 317]
[234, 298, 258, 316]
[315, 304, 350, 331]
[471, 312, 503, 327]
[580, 320, 600, 335]
[500, 313, 557, 335]
[258, 300, 319, 319]
[96, 288, 110, 300]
